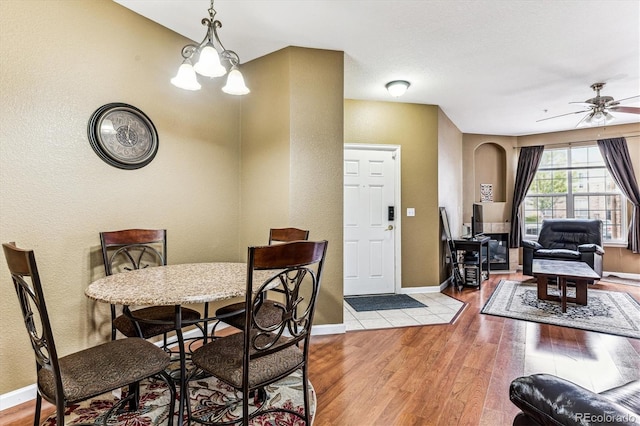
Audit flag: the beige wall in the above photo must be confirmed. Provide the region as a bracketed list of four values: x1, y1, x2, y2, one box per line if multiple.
[437, 110, 464, 282]
[345, 100, 440, 288]
[0, 0, 243, 393]
[239, 47, 345, 325]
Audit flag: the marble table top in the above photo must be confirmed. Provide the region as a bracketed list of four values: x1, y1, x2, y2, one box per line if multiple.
[85, 262, 273, 306]
[532, 259, 600, 280]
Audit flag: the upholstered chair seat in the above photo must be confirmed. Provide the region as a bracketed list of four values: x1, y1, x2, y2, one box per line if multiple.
[214, 300, 282, 330]
[192, 331, 303, 388]
[113, 305, 202, 339]
[38, 338, 171, 403]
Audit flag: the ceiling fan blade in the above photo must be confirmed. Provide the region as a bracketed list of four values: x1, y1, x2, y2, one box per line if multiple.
[613, 95, 640, 103]
[610, 106, 640, 114]
[569, 101, 596, 107]
[536, 110, 592, 122]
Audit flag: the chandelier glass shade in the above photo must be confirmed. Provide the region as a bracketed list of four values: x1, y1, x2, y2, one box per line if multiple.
[171, 0, 250, 95]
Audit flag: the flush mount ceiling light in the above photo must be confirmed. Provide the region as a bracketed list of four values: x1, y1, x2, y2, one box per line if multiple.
[386, 80, 410, 97]
[171, 0, 250, 95]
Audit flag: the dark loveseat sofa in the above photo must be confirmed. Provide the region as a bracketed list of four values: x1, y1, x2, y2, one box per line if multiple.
[522, 219, 604, 278]
[510, 374, 640, 425]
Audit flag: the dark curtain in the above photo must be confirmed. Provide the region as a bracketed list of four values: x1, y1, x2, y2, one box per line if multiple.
[509, 145, 545, 247]
[597, 138, 640, 253]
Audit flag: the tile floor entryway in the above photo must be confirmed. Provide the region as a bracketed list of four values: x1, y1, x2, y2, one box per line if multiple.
[344, 292, 465, 331]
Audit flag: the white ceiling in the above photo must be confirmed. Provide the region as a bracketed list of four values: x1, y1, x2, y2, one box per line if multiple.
[115, 0, 640, 136]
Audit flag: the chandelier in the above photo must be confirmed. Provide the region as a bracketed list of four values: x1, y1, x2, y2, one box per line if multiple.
[171, 0, 250, 95]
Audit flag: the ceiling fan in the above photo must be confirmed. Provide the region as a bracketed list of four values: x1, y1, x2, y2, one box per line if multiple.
[537, 82, 640, 127]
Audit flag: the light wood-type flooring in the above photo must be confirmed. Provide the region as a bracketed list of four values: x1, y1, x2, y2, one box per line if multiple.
[2, 272, 639, 425]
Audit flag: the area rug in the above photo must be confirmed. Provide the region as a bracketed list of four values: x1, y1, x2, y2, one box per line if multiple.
[481, 280, 640, 339]
[43, 370, 314, 425]
[345, 294, 426, 311]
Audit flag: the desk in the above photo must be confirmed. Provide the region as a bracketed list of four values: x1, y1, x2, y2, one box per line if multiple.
[452, 236, 491, 287]
[85, 262, 271, 425]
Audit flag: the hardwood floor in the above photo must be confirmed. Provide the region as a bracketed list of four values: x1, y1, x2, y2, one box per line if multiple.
[309, 273, 640, 425]
[3, 273, 639, 425]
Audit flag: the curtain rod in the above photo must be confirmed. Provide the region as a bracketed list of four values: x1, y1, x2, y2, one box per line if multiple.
[513, 133, 640, 149]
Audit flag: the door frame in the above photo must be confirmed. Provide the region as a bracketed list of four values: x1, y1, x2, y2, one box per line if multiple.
[344, 143, 402, 295]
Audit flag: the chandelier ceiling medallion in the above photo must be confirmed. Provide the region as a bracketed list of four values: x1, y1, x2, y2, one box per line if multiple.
[171, 0, 250, 95]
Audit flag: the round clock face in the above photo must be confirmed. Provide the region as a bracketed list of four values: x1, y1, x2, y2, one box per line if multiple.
[88, 103, 158, 170]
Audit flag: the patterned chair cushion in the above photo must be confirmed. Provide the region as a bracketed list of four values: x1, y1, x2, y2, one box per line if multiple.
[113, 305, 201, 338]
[192, 331, 303, 388]
[215, 300, 282, 330]
[38, 337, 170, 403]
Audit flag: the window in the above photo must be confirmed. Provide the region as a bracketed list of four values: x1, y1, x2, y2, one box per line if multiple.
[523, 146, 626, 242]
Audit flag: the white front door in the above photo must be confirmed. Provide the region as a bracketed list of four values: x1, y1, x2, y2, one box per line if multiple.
[343, 146, 398, 296]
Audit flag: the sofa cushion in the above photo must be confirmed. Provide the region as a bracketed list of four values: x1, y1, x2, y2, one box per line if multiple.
[534, 248, 581, 260]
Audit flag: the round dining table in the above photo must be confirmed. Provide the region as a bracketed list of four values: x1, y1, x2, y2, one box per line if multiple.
[85, 262, 272, 425]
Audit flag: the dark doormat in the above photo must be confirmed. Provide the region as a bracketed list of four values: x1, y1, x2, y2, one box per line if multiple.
[345, 294, 427, 312]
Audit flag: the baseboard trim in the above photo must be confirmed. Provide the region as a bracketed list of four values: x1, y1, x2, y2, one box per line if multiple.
[312, 323, 346, 335]
[0, 384, 37, 411]
[401, 284, 446, 294]
[603, 271, 640, 281]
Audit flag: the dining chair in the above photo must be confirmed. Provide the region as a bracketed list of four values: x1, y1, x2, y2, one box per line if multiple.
[189, 240, 327, 425]
[2, 242, 176, 426]
[100, 229, 202, 345]
[214, 228, 310, 331]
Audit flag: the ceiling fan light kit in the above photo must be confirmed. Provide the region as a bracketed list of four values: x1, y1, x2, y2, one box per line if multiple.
[537, 82, 640, 128]
[171, 0, 249, 95]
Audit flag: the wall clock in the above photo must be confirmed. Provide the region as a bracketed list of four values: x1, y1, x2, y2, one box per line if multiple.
[88, 103, 159, 170]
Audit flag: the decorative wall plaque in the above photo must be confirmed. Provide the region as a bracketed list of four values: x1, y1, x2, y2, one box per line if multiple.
[480, 184, 493, 202]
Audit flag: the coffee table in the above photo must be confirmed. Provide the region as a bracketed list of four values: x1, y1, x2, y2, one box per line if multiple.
[531, 259, 600, 313]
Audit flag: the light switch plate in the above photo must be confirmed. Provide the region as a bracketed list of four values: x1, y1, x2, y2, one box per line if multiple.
[407, 208, 415, 217]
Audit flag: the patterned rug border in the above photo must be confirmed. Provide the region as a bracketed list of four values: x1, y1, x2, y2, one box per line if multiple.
[481, 280, 640, 339]
[42, 370, 315, 425]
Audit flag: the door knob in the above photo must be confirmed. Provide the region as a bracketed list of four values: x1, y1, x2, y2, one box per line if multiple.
[386, 225, 394, 231]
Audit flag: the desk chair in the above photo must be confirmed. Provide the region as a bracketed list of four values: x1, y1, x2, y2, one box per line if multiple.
[3, 242, 175, 426]
[190, 240, 328, 425]
[214, 228, 310, 331]
[100, 229, 202, 344]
